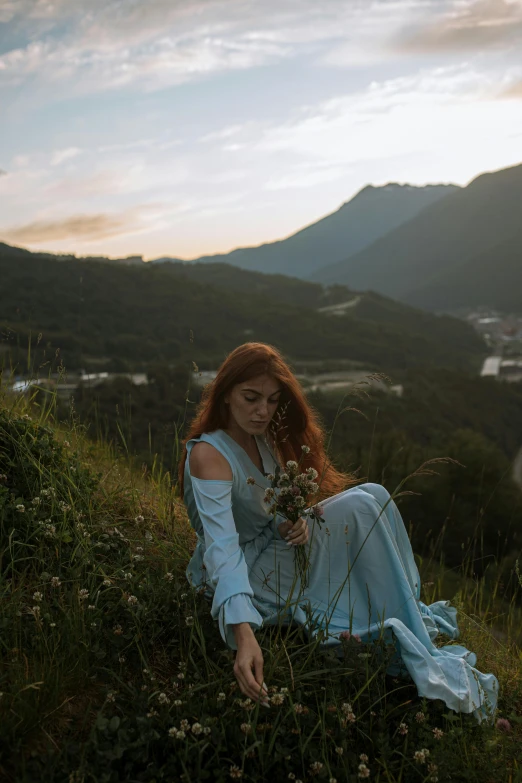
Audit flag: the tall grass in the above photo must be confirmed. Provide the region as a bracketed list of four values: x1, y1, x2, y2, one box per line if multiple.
[0, 362, 521, 783]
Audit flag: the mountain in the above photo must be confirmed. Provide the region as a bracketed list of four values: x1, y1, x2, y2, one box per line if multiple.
[0, 241, 485, 374]
[151, 183, 457, 278]
[311, 162, 522, 312]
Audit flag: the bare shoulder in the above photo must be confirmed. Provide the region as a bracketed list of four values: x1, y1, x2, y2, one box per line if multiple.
[189, 441, 233, 481]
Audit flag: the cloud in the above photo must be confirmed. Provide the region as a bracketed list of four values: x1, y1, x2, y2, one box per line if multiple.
[51, 147, 83, 166]
[0, 168, 6, 176]
[499, 78, 522, 97]
[394, 0, 522, 53]
[2, 209, 154, 245]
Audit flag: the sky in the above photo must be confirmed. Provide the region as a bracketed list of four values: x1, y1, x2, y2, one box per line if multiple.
[1, 0, 522, 261]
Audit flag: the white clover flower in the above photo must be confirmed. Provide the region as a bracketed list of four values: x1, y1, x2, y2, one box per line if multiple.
[103, 579, 112, 586]
[32, 605, 41, 616]
[164, 572, 174, 581]
[432, 727, 444, 739]
[78, 589, 89, 600]
[246, 477, 256, 485]
[118, 656, 126, 663]
[180, 719, 190, 731]
[16, 504, 25, 513]
[173, 699, 183, 706]
[113, 624, 123, 635]
[146, 709, 158, 718]
[144, 531, 153, 541]
[309, 762, 323, 774]
[191, 722, 203, 735]
[132, 555, 144, 562]
[335, 747, 343, 755]
[415, 711, 426, 723]
[398, 722, 408, 735]
[50, 622, 56, 627]
[127, 595, 138, 605]
[286, 461, 298, 470]
[50, 577, 61, 587]
[32, 497, 41, 505]
[280, 687, 289, 694]
[240, 723, 252, 735]
[123, 573, 133, 580]
[106, 692, 116, 703]
[134, 514, 144, 523]
[301, 445, 310, 454]
[157, 693, 170, 705]
[359, 754, 369, 763]
[33, 591, 43, 602]
[217, 692, 226, 702]
[203, 726, 211, 735]
[413, 749, 430, 764]
[185, 616, 194, 626]
[270, 693, 285, 706]
[358, 764, 370, 779]
[44, 524, 56, 537]
[168, 726, 178, 737]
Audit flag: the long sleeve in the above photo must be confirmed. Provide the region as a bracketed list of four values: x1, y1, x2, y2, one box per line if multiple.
[190, 476, 264, 650]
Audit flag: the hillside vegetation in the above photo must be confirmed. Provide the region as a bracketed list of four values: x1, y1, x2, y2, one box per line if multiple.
[1, 384, 522, 783]
[0, 244, 486, 373]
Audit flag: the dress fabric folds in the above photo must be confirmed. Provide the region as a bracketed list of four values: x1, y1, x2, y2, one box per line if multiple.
[183, 429, 499, 724]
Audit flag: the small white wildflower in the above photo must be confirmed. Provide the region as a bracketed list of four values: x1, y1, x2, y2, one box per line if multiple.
[432, 727, 444, 739]
[87, 604, 95, 610]
[90, 622, 97, 628]
[106, 692, 116, 703]
[229, 765, 242, 779]
[415, 711, 426, 723]
[78, 589, 89, 600]
[134, 515, 144, 523]
[32, 605, 41, 616]
[174, 699, 183, 706]
[123, 572, 133, 580]
[50, 577, 61, 587]
[118, 656, 126, 663]
[180, 719, 190, 731]
[33, 591, 43, 602]
[132, 555, 144, 562]
[240, 722, 252, 735]
[359, 754, 369, 763]
[335, 747, 343, 756]
[164, 572, 174, 581]
[146, 709, 158, 718]
[50, 622, 56, 627]
[398, 722, 408, 735]
[203, 726, 211, 735]
[103, 579, 112, 586]
[358, 764, 370, 779]
[168, 726, 178, 737]
[413, 749, 430, 764]
[217, 692, 226, 702]
[185, 616, 194, 626]
[157, 693, 170, 705]
[113, 624, 123, 635]
[191, 722, 203, 735]
[246, 476, 256, 485]
[309, 761, 323, 774]
[127, 595, 138, 605]
[301, 445, 310, 454]
[16, 504, 25, 513]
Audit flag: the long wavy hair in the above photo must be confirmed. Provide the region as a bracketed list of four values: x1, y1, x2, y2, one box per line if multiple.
[178, 342, 359, 500]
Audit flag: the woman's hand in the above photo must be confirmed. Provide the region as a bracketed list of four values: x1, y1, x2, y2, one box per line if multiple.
[279, 516, 309, 546]
[233, 625, 269, 706]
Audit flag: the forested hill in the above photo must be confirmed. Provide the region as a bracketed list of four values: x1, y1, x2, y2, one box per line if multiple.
[0, 243, 485, 374]
[151, 183, 456, 278]
[311, 161, 522, 313]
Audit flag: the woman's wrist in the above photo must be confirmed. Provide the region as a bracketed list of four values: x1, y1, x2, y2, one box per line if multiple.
[231, 622, 255, 642]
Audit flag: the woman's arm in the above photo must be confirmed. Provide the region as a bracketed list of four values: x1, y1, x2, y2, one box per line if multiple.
[189, 443, 269, 704]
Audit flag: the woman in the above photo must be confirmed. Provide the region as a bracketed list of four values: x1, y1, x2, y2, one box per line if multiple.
[178, 342, 498, 723]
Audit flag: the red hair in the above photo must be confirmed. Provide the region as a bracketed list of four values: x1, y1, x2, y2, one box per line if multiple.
[177, 342, 359, 500]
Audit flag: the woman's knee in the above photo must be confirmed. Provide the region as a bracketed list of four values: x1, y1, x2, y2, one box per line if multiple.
[356, 482, 391, 509]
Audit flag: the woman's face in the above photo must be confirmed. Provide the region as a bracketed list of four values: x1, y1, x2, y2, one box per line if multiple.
[224, 373, 283, 436]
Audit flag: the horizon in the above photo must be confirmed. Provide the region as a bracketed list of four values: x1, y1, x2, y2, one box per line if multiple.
[1, 0, 522, 261]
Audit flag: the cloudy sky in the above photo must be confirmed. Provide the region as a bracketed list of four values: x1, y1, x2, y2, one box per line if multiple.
[1, 0, 522, 260]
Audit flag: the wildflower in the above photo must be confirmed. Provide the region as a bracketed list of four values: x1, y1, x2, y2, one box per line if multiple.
[240, 722, 252, 734]
[50, 577, 61, 587]
[164, 572, 174, 581]
[118, 655, 126, 663]
[428, 763, 439, 782]
[246, 477, 256, 485]
[267, 473, 274, 481]
[191, 722, 203, 735]
[16, 504, 25, 513]
[301, 444, 310, 453]
[312, 504, 324, 517]
[33, 497, 41, 505]
[127, 595, 138, 605]
[229, 766, 242, 780]
[185, 616, 194, 626]
[177, 672, 185, 679]
[146, 709, 158, 718]
[360, 754, 369, 763]
[132, 554, 144, 562]
[32, 605, 41, 616]
[413, 749, 430, 764]
[270, 693, 285, 706]
[286, 461, 298, 470]
[113, 624, 123, 635]
[103, 579, 112, 586]
[50, 622, 56, 627]
[358, 764, 370, 779]
[90, 622, 97, 628]
[309, 761, 323, 775]
[329, 779, 337, 783]
[335, 747, 344, 756]
[87, 604, 95, 610]
[63, 441, 70, 447]
[496, 718, 512, 733]
[353, 634, 361, 642]
[398, 722, 408, 735]
[293, 703, 308, 715]
[33, 591, 43, 602]
[123, 572, 133, 580]
[134, 514, 144, 523]
[157, 693, 170, 705]
[217, 692, 226, 702]
[174, 699, 183, 706]
[144, 530, 153, 541]
[341, 703, 356, 722]
[203, 726, 211, 734]
[280, 687, 289, 694]
[78, 589, 89, 601]
[432, 727, 444, 739]
[180, 719, 190, 731]
[415, 711, 426, 723]
[106, 692, 116, 703]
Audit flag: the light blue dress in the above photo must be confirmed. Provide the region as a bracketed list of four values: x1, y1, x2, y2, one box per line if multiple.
[184, 429, 499, 724]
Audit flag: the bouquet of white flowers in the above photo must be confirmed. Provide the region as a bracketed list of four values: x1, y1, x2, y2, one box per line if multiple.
[262, 445, 325, 589]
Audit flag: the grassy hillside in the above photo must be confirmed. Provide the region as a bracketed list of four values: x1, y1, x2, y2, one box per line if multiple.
[311, 162, 522, 313]
[0, 244, 486, 374]
[1, 387, 521, 782]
